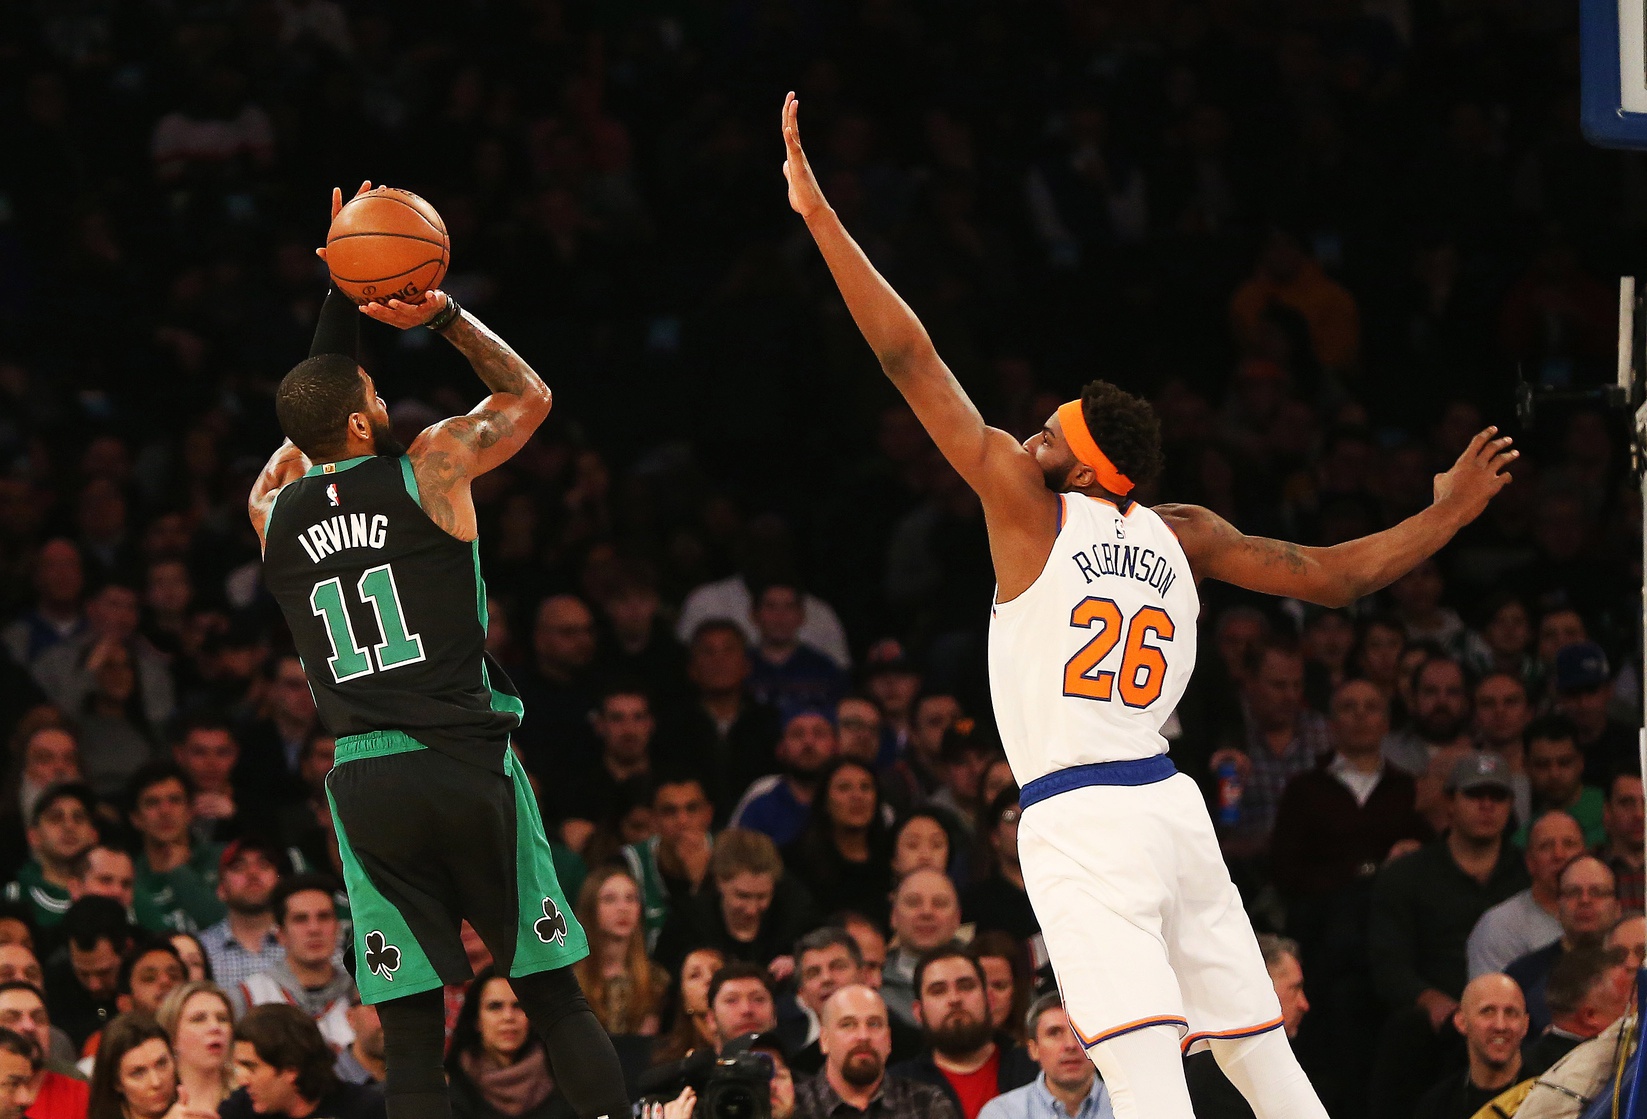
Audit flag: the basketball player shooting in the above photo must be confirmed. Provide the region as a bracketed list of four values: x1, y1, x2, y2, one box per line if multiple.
[781, 94, 1514, 1119]
[248, 185, 630, 1119]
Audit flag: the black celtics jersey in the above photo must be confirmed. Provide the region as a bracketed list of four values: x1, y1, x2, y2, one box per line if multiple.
[262, 454, 522, 771]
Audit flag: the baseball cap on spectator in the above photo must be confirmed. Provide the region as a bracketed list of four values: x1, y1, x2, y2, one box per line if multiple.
[218, 836, 292, 877]
[938, 719, 997, 766]
[1555, 642, 1610, 694]
[1446, 752, 1513, 795]
[29, 783, 98, 828]
[862, 639, 915, 680]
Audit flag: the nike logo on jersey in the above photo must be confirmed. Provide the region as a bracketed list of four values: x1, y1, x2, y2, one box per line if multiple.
[1071, 542, 1179, 597]
[296, 513, 389, 563]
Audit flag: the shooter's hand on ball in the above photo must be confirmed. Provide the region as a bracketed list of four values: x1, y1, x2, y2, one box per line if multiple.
[361, 291, 450, 329]
[1431, 426, 1517, 524]
[314, 181, 373, 263]
[782, 93, 828, 221]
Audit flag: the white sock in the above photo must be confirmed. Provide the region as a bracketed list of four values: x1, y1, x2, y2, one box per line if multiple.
[1209, 1028, 1330, 1119]
[1087, 1024, 1196, 1119]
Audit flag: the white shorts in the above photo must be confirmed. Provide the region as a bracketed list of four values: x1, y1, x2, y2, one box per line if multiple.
[1017, 770, 1284, 1054]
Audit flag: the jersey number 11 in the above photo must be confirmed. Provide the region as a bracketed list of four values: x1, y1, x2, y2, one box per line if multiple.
[309, 564, 428, 683]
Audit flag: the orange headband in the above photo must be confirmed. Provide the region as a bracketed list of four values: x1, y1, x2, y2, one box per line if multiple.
[1057, 400, 1135, 496]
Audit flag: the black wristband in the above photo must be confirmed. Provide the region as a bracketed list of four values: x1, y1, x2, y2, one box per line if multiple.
[424, 296, 462, 333]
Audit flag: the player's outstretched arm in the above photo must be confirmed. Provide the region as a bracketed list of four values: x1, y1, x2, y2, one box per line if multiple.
[364, 293, 551, 537]
[1160, 427, 1516, 607]
[248, 439, 311, 549]
[781, 93, 1041, 507]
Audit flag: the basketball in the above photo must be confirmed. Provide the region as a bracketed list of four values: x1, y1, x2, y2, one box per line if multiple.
[325, 187, 449, 305]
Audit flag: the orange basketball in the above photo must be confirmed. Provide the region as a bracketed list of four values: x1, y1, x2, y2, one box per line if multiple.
[325, 187, 449, 305]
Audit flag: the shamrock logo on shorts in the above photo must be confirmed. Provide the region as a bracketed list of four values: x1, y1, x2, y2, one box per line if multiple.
[535, 898, 568, 946]
[364, 931, 401, 981]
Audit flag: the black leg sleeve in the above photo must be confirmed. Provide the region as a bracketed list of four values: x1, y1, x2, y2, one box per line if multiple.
[511, 967, 632, 1119]
[376, 988, 452, 1119]
[309, 286, 361, 360]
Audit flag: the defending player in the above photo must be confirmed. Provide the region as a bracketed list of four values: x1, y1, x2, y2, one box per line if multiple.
[249, 186, 629, 1119]
[780, 94, 1514, 1119]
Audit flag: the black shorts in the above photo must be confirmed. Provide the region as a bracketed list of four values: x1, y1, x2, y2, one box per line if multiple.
[325, 731, 587, 1003]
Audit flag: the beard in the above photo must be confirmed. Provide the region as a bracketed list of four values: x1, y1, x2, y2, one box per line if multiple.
[1041, 458, 1075, 493]
[370, 416, 407, 458]
[840, 1047, 883, 1087]
[781, 758, 828, 785]
[928, 1014, 993, 1058]
[1418, 709, 1466, 743]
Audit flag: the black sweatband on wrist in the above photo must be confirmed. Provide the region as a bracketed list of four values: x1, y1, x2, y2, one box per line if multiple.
[424, 296, 462, 333]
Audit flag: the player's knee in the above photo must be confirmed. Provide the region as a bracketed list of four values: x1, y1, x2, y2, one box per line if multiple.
[510, 965, 592, 1029]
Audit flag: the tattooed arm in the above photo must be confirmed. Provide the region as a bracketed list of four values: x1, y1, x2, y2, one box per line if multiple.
[364, 292, 552, 540]
[249, 439, 312, 550]
[1158, 427, 1515, 607]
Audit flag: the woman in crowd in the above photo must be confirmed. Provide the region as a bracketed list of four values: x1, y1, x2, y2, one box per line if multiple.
[87, 1015, 177, 1119]
[970, 931, 1031, 1045]
[166, 936, 211, 985]
[446, 967, 571, 1119]
[783, 758, 894, 921]
[889, 811, 952, 882]
[155, 983, 233, 1114]
[652, 947, 725, 1064]
[570, 867, 668, 1037]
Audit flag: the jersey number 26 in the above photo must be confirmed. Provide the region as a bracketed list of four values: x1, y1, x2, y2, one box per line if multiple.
[1062, 596, 1175, 708]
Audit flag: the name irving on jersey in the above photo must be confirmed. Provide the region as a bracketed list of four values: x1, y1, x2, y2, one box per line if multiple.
[295, 512, 390, 564]
[1070, 540, 1179, 597]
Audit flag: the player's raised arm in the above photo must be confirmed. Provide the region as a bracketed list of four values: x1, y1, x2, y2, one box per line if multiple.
[782, 93, 1043, 509]
[1161, 427, 1517, 606]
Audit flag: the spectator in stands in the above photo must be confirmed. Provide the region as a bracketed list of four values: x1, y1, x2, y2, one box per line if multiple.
[652, 947, 724, 1065]
[1410, 973, 1527, 1119]
[4, 784, 97, 931]
[512, 595, 600, 775]
[652, 828, 814, 975]
[569, 866, 667, 1037]
[1385, 653, 1473, 781]
[334, 991, 383, 1087]
[962, 792, 1035, 943]
[70, 842, 136, 909]
[968, 934, 1029, 1047]
[621, 775, 714, 952]
[1514, 716, 1604, 847]
[861, 642, 921, 760]
[977, 993, 1111, 1119]
[890, 947, 1034, 1119]
[882, 870, 963, 1028]
[1468, 596, 1535, 684]
[0, 982, 85, 1119]
[1607, 914, 1645, 969]
[167, 934, 208, 984]
[126, 763, 224, 932]
[0, 1027, 41, 1119]
[1468, 810, 1585, 978]
[839, 913, 888, 991]
[781, 928, 888, 1075]
[748, 580, 848, 722]
[707, 962, 777, 1048]
[199, 838, 286, 988]
[0, 721, 83, 880]
[235, 655, 315, 808]
[1551, 643, 1637, 783]
[597, 560, 687, 713]
[229, 875, 354, 1052]
[675, 621, 782, 815]
[890, 813, 953, 883]
[1471, 673, 1532, 818]
[443, 967, 564, 1119]
[1185, 934, 1313, 1119]
[1367, 753, 1526, 1118]
[170, 717, 245, 841]
[834, 698, 884, 767]
[113, 938, 186, 1018]
[927, 725, 996, 841]
[155, 981, 235, 1111]
[795, 985, 957, 1119]
[556, 685, 656, 855]
[1505, 854, 1619, 1034]
[730, 710, 838, 848]
[87, 1014, 177, 1119]
[1522, 945, 1632, 1079]
[224, 1005, 385, 1119]
[1209, 638, 1328, 858]
[1598, 771, 1645, 911]
[47, 898, 132, 1047]
[882, 694, 962, 817]
[2, 541, 85, 667]
[783, 759, 894, 922]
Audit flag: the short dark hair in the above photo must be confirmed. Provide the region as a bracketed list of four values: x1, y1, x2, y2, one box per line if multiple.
[597, 681, 652, 713]
[794, 926, 862, 966]
[29, 782, 98, 829]
[235, 1003, 338, 1102]
[1526, 714, 1579, 752]
[270, 873, 339, 927]
[61, 896, 132, 955]
[1546, 945, 1627, 1018]
[276, 354, 367, 460]
[171, 712, 236, 748]
[707, 961, 773, 1008]
[125, 761, 193, 813]
[1078, 380, 1164, 492]
[0, 1026, 41, 1072]
[117, 937, 184, 999]
[913, 944, 983, 1000]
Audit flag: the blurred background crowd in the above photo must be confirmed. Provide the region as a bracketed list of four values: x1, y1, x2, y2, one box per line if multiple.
[2, 0, 1646, 1118]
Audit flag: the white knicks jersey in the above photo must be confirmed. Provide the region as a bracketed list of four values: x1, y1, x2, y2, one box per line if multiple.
[988, 493, 1199, 784]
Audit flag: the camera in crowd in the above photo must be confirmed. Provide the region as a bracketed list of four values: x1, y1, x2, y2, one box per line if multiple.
[635, 1033, 776, 1119]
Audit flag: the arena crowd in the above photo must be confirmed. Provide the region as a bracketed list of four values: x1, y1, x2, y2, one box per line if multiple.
[1, 1, 1644, 1118]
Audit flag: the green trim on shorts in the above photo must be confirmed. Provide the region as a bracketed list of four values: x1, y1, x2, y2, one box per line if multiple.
[334, 729, 429, 765]
[505, 747, 588, 977]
